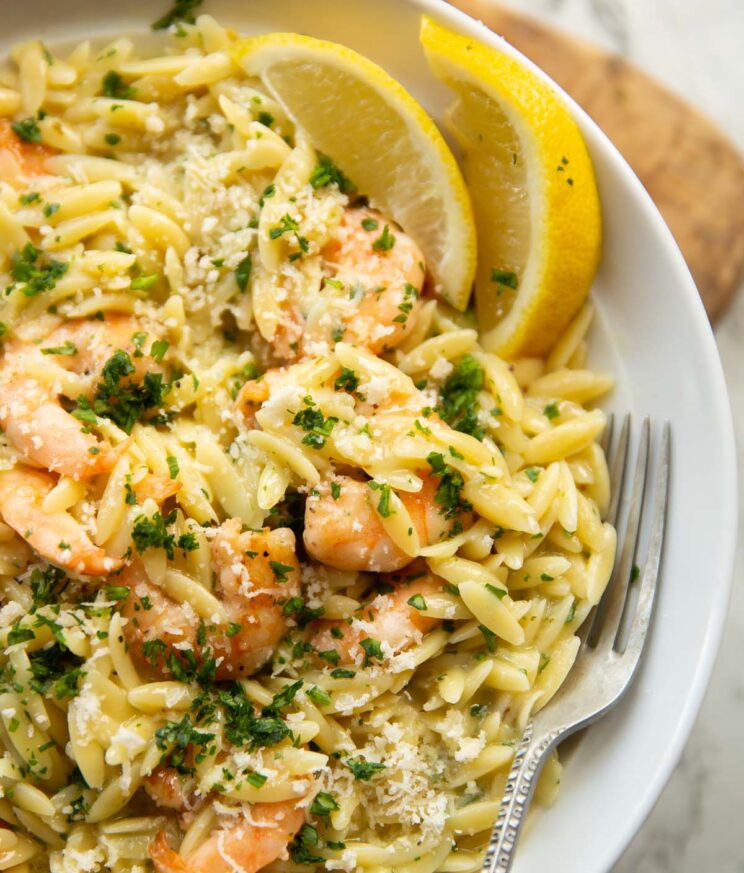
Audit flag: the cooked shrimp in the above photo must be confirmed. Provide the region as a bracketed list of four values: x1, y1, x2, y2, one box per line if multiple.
[266, 206, 425, 361]
[0, 117, 56, 182]
[132, 474, 181, 505]
[312, 560, 443, 666]
[149, 801, 305, 873]
[144, 767, 194, 814]
[210, 519, 301, 677]
[143, 766, 208, 833]
[321, 207, 425, 353]
[119, 562, 200, 675]
[121, 521, 301, 680]
[304, 473, 461, 573]
[0, 314, 160, 479]
[233, 368, 284, 427]
[0, 467, 121, 575]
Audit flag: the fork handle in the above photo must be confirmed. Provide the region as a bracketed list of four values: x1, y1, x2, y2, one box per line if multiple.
[484, 724, 563, 873]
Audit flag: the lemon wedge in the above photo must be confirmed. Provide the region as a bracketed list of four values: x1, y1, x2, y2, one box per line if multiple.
[233, 32, 476, 310]
[420, 16, 602, 358]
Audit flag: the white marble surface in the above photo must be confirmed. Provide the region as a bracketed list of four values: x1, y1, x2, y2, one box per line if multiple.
[495, 1, 744, 870]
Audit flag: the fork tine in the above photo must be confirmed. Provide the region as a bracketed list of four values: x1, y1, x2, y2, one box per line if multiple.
[588, 417, 650, 649]
[605, 413, 631, 525]
[620, 421, 671, 659]
[600, 412, 615, 455]
[576, 414, 630, 648]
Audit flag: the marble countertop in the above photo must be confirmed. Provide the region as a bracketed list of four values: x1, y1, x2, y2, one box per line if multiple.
[495, 1, 744, 870]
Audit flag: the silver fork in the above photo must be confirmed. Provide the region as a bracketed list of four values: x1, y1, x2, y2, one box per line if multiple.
[481, 415, 671, 873]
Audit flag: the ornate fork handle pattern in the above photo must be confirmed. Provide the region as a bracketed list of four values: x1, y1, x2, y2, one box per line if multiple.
[480, 417, 670, 873]
[484, 724, 565, 873]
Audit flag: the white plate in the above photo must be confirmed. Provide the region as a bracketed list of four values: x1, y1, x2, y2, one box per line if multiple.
[1, 2, 737, 871]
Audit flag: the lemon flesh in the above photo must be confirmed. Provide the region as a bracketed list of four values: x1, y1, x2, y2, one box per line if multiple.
[421, 16, 602, 358]
[234, 33, 476, 310]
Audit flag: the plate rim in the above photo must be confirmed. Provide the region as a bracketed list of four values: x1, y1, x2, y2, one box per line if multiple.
[415, 0, 739, 868]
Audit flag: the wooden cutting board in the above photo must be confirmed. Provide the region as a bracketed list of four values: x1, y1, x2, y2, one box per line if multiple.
[449, 1, 744, 322]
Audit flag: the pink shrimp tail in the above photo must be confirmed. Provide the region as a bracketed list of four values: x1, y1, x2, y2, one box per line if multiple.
[149, 832, 189, 873]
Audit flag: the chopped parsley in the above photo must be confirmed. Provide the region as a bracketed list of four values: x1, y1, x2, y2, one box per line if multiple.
[152, 0, 203, 30]
[155, 714, 215, 774]
[7, 623, 35, 646]
[282, 597, 323, 628]
[257, 111, 274, 128]
[426, 451, 472, 520]
[485, 583, 506, 600]
[30, 566, 68, 612]
[330, 667, 356, 679]
[246, 770, 267, 788]
[307, 686, 331, 707]
[235, 255, 252, 292]
[9, 243, 69, 297]
[166, 455, 179, 479]
[262, 679, 303, 716]
[41, 341, 77, 356]
[478, 624, 498, 652]
[131, 273, 159, 291]
[43, 202, 60, 218]
[71, 349, 170, 434]
[219, 683, 291, 750]
[269, 213, 309, 258]
[125, 482, 137, 505]
[330, 481, 342, 500]
[310, 791, 339, 817]
[359, 637, 383, 667]
[102, 71, 135, 100]
[318, 649, 340, 666]
[543, 402, 560, 420]
[407, 593, 427, 610]
[105, 585, 129, 601]
[345, 757, 386, 780]
[289, 823, 324, 864]
[29, 644, 84, 699]
[334, 367, 359, 393]
[150, 339, 169, 363]
[105, 133, 121, 146]
[269, 561, 295, 584]
[19, 192, 40, 205]
[436, 355, 485, 439]
[34, 614, 66, 646]
[491, 269, 518, 289]
[368, 480, 394, 517]
[292, 397, 338, 448]
[361, 216, 379, 232]
[11, 117, 41, 143]
[132, 509, 199, 560]
[309, 154, 352, 193]
[132, 330, 147, 358]
[524, 467, 541, 483]
[259, 184, 275, 206]
[371, 224, 395, 252]
[393, 282, 418, 325]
